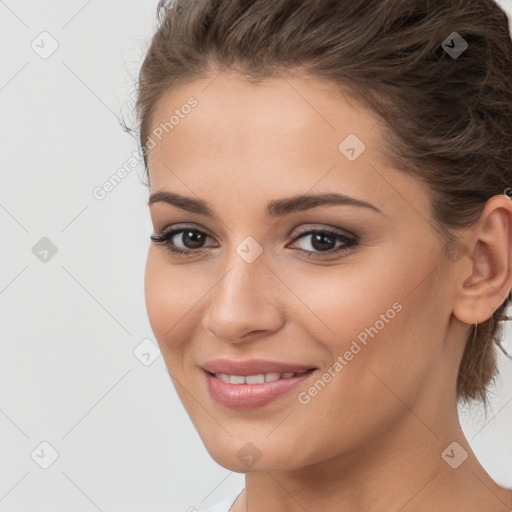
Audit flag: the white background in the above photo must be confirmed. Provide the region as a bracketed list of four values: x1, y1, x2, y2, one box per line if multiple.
[0, 1, 511, 510]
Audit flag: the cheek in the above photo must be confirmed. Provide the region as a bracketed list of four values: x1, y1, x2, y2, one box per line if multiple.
[279, 260, 408, 347]
[144, 249, 198, 353]
[282, 255, 440, 394]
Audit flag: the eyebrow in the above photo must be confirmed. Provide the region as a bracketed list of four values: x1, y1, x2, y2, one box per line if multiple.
[147, 190, 382, 216]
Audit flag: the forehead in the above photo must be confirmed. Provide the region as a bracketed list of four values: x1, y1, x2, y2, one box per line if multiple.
[148, 72, 381, 158]
[146, 73, 429, 220]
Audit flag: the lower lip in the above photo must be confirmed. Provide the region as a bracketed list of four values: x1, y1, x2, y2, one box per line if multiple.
[203, 369, 317, 409]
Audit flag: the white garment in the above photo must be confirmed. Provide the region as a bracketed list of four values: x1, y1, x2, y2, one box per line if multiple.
[200, 487, 245, 512]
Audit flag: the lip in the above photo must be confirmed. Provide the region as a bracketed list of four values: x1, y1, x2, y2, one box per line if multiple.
[201, 364, 318, 410]
[200, 358, 317, 376]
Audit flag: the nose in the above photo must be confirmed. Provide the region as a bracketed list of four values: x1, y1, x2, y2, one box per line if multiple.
[202, 252, 285, 344]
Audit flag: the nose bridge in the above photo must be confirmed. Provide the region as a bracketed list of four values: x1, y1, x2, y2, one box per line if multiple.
[215, 230, 270, 299]
[212, 245, 268, 313]
[204, 244, 283, 341]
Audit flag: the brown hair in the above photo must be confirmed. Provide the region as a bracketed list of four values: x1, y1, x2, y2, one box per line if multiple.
[128, 0, 512, 406]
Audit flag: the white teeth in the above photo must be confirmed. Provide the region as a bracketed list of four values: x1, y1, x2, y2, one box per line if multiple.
[245, 374, 265, 384]
[230, 375, 246, 384]
[214, 371, 309, 384]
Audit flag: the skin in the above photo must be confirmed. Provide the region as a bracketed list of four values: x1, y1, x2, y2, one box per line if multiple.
[144, 72, 512, 511]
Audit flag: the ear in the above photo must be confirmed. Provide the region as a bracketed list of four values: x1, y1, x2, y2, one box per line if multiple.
[452, 194, 512, 325]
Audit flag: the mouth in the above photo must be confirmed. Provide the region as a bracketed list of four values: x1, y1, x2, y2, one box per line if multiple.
[202, 367, 318, 409]
[203, 368, 316, 384]
[200, 357, 318, 376]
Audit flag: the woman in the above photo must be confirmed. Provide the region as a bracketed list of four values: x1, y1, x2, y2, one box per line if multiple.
[129, 0, 512, 510]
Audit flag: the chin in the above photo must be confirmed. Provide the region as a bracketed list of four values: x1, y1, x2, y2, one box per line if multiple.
[200, 434, 309, 473]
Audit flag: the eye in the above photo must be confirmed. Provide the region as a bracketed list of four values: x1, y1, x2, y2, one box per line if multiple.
[288, 228, 358, 259]
[150, 226, 216, 257]
[150, 225, 358, 259]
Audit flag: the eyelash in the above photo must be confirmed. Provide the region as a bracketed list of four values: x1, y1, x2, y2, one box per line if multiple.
[150, 225, 358, 260]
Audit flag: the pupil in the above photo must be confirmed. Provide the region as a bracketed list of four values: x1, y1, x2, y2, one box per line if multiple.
[183, 230, 204, 249]
[312, 233, 335, 251]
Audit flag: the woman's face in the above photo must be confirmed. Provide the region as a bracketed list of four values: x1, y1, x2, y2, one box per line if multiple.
[144, 73, 462, 472]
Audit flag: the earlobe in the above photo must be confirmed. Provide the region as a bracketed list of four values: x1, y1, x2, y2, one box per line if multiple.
[452, 194, 512, 325]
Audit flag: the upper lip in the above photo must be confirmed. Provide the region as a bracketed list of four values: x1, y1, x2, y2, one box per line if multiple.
[201, 358, 317, 376]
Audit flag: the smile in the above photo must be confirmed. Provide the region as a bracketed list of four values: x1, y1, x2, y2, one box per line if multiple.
[211, 369, 310, 384]
[203, 368, 317, 409]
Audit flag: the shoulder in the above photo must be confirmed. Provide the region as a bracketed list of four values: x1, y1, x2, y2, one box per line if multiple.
[199, 487, 245, 512]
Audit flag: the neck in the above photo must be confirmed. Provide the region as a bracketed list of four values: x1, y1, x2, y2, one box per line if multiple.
[236, 406, 511, 512]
